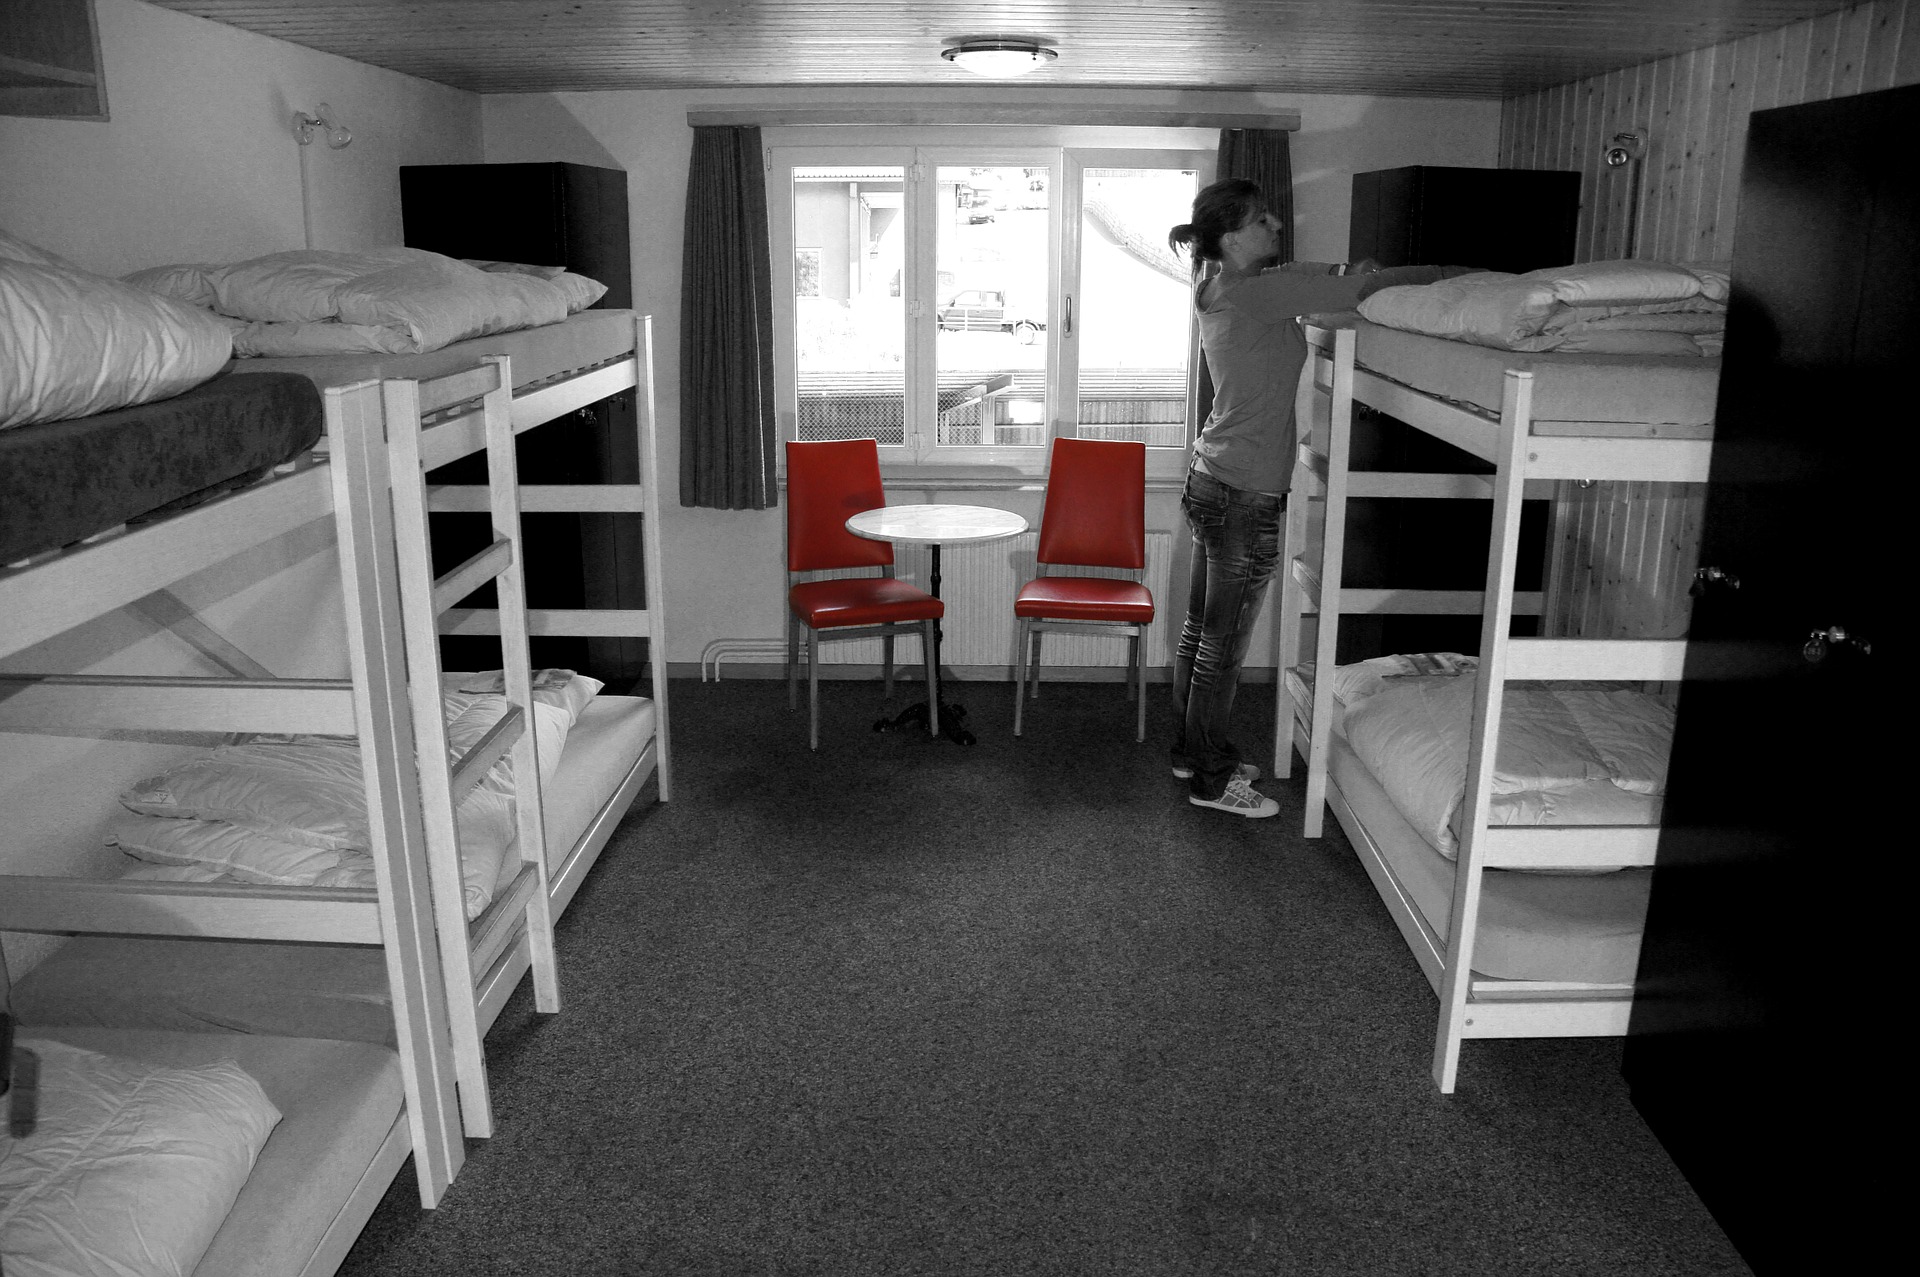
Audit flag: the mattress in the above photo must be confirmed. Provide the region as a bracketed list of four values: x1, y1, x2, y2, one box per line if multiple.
[538, 693, 658, 879]
[1328, 722, 1648, 983]
[28, 1026, 403, 1277]
[234, 307, 637, 394]
[7, 694, 657, 1044]
[1352, 318, 1720, 432]
[0, 371, 324, 564]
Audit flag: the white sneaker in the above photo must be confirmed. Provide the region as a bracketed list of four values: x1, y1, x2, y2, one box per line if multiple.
[1188, 775, 1279, 818]
[1172, 761, 1260, 782]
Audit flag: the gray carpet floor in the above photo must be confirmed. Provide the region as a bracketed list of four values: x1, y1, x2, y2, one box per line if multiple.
[336, 675, 1750, 1276]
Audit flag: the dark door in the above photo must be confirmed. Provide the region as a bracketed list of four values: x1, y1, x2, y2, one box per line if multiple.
[1624, 83, 1910, 1274]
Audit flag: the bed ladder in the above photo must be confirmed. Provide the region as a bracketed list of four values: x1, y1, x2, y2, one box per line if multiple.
[359, 354, 560, 1139]
[1274, 319, 1548, 823]
[432, 314, 673, 815]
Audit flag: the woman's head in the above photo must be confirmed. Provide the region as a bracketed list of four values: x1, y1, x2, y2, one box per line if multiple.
[1168, 179, 1271, 267]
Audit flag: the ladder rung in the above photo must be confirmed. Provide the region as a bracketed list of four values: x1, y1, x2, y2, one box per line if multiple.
[447, 703, 524, 798]
[468, 861, 540, 977]
[440, 607, 655, 638]
[1296, 443, 1329, 487]
[429, 483, 648, 514]
[1291, 555, 1322, 606]
[432, 539, 514, 615]
[1479, 825, 1660, 869]
[1504, 638, 1688, 681]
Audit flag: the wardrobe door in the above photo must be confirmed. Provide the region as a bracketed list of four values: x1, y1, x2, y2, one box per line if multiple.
[1624, 82, 1910, 1275]
[1346, 165, 1578, 274]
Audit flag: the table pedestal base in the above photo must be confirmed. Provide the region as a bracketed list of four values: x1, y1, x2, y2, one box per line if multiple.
[873, 697, 975, 746]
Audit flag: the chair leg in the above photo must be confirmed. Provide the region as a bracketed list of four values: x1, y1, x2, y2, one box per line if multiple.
[1134, 629, 1148, 744]
[787, 615, 799, 712]
[922, 619, 939, 740]
[882, 632, 895, 700]
[1012, 618, 1031, 736]
[1028, 627, 1044, 699]
[808, 629, 822, 751]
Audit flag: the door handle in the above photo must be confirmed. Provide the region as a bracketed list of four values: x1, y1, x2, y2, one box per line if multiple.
[1064, 294, 1073, 337]
[1803, 625, 1872, 664]
[1690, 565, 1741, 597]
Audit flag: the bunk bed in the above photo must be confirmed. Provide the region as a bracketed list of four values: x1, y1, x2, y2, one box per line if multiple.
[1273, 305, 1717, 1093]
[0, 307, 671, 1273]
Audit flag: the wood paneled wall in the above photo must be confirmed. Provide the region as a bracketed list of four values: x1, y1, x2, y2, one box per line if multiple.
[1501, 0, 1920, 265]
[1501, 0, 1918, 639]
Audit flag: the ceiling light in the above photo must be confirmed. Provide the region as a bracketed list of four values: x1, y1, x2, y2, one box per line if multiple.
[941, 39, 1058, 79]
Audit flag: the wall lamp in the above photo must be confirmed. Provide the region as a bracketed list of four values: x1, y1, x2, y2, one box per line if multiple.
[941, 38, 1058, 78]
[1604, 130, 1647, 167]
[293, 102, 352, 148]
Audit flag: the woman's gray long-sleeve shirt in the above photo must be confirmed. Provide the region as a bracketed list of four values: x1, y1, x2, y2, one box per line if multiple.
[1192, 262, 1455, 494]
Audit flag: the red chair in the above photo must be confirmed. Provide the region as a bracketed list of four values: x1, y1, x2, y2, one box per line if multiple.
[786, 440, 943, 750]
[1013, 438, 1156, 742]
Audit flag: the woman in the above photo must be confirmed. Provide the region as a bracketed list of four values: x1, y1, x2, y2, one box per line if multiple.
[1167, 179, 1465, 817]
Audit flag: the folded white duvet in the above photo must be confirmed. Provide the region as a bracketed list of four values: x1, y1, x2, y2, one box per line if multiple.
[1357, 259, 1729, 356]
[125, 247, 607, 359]
[1341, 670, 1674, 864]
[111, 672, 600, 919]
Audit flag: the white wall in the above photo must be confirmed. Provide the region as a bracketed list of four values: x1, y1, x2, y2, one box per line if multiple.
[0, 0, 482, 978]
[0, 0, 482, 274]
[480, 86, 1502, 670]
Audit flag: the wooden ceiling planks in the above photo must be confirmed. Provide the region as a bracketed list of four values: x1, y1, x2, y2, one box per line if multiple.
[147, 0, 1864, 98]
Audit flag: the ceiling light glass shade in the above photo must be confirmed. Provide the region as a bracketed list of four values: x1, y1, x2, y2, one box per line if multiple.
[942, 41, 1058, 78]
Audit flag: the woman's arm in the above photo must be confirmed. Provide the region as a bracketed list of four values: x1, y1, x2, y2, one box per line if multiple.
[1354, 263, 1484, 300]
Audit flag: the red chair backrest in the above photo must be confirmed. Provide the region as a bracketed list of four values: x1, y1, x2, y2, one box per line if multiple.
[786, 439, 896, 572]
[1035, 438, 1146, 569]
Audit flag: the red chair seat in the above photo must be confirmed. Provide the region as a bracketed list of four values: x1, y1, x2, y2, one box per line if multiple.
[1014, 575, 1155, 623]
[790, 576, 944, 629]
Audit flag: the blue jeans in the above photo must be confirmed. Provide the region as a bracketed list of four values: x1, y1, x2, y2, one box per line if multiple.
[1171, 469, 1284, 799]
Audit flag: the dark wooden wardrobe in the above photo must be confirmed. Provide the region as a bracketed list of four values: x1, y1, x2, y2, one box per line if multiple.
[1624, 84, 1909, 1274]
[399, 161, 646, 686]
[1339, 166, 1579, 659]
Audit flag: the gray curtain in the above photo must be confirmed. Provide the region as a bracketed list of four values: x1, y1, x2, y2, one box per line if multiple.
[680, 125, 777, 509]
[1198, 127, 1295, 425]
[1216, 128, 1294, 260]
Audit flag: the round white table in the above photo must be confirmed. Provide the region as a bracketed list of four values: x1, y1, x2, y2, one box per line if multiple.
[846, 503, 1028, 744]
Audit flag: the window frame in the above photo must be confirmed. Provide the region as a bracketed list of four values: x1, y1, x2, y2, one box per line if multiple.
[768, 129, 1215, 482]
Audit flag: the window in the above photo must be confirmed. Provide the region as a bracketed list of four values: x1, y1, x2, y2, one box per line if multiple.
[770, 138, 1210, 473]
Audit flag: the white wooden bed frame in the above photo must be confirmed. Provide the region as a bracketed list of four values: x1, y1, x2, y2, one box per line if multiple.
[0, 315, 670, 1269]
[1274, 318, 1712, 1093]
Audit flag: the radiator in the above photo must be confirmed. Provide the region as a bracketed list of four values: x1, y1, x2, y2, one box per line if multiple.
[818, 530, 1176, 669]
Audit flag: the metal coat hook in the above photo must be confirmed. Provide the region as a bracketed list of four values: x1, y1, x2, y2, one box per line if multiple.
[293, 103, 352, 148]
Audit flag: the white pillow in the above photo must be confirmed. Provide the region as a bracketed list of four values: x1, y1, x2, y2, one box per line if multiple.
[0, 243, 234, 431]
[1326, 652, 1478, 705]
[113, 671, 592, 918]
[110, 813, 355, 885]
[548, 271, 609, 313]
[0, 1040, 280, 1277]
[122, 261, 223, 309]
[449, 668, 603, 725]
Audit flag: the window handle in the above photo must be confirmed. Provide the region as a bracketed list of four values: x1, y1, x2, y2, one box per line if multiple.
[1064, 294, 1073, 337]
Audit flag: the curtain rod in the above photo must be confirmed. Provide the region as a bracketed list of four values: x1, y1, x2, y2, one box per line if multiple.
[686, 105, 1300, 130]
